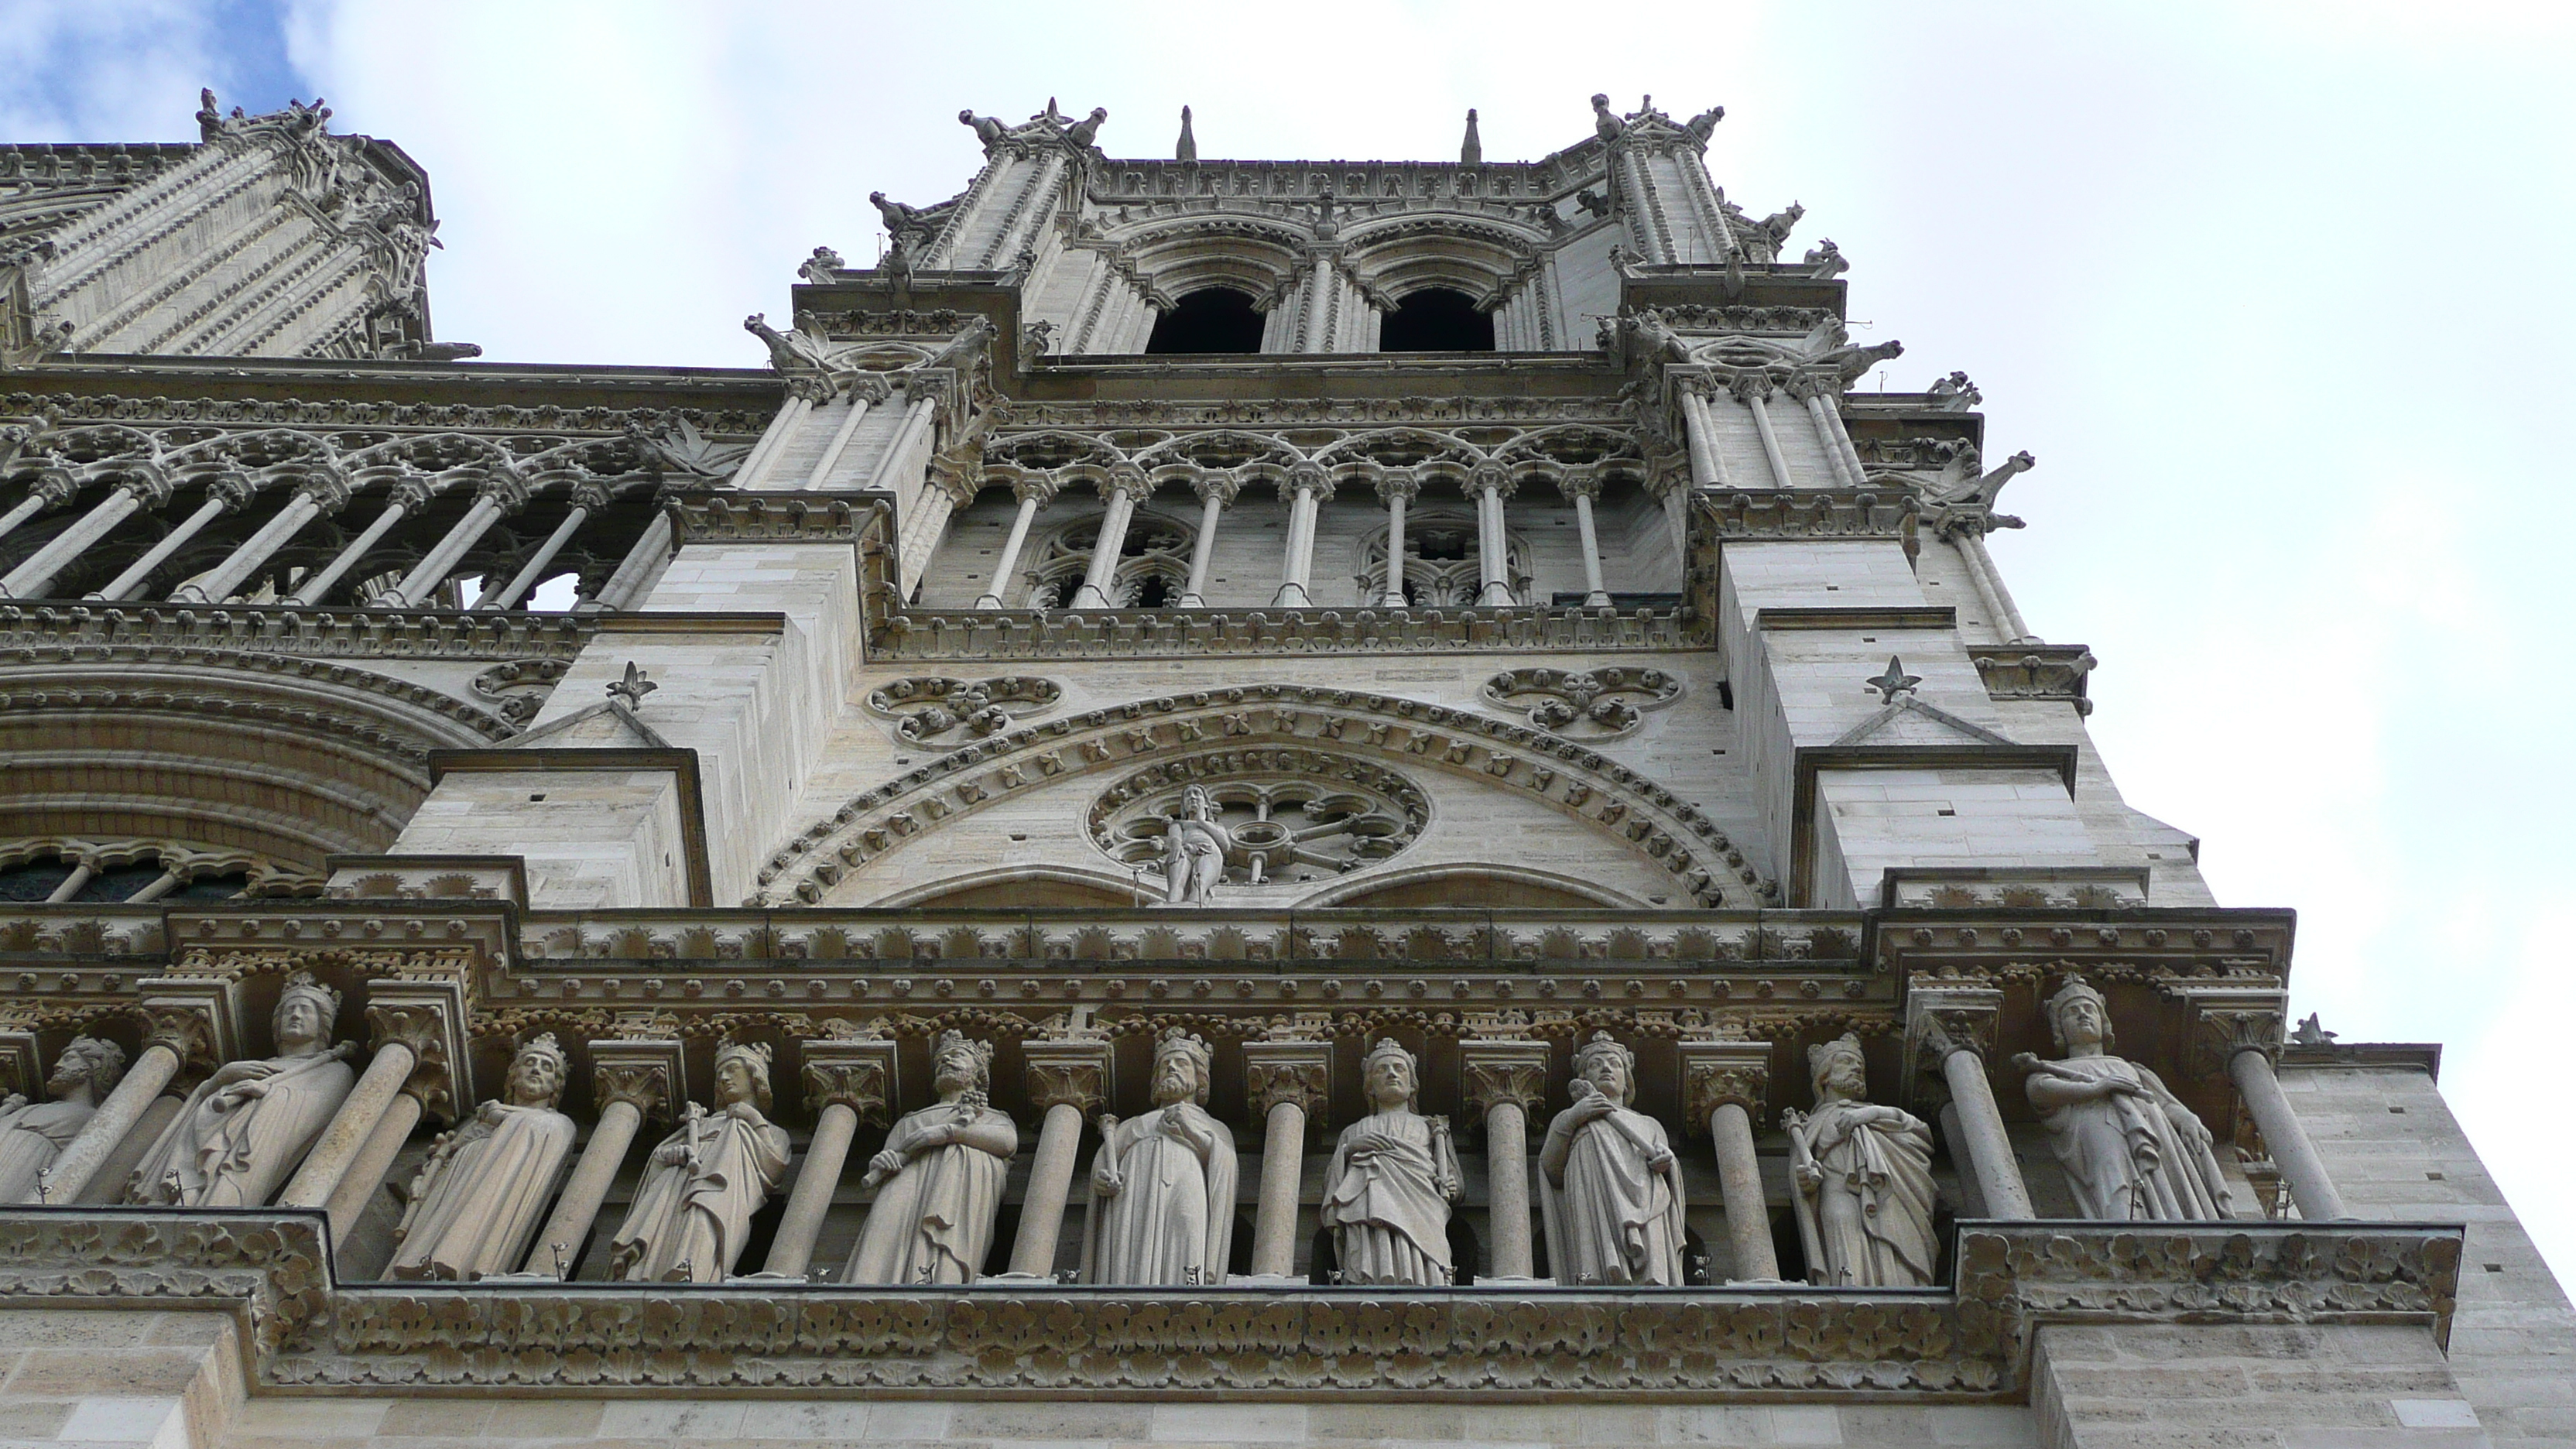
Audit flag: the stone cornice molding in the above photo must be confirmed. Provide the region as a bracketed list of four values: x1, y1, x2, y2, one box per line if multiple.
[0, 1211, 2465, 1397]
[0, 601, 594, 661]
[2, 387, 772, 440]
[760, 684, 1762, 909]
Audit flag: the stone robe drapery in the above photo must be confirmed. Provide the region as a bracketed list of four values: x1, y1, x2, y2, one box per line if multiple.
[844, 1102, 1016, 1285]
[0, 1096, 94, 1204]
[127, 1049, 356, 1208]
[1791, 1101, 1937, 1287]
[1320, 1110, 1455, 1286]
[1088, 1102, 1237, 1286]
[608, 1104, 791, 1283]
[389, 1101, 577, 1280]
[2030, 1055, 2232, 1221]
[1547, 1105, 1686, 1286]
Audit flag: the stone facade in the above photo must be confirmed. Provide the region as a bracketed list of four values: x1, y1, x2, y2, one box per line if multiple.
[0, 93, 2565, 1449]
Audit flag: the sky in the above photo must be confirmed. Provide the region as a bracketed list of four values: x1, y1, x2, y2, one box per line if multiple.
[6, 2, 2572, 1290]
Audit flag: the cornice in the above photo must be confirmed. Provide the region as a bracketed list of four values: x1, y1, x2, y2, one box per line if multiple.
[0, 603, 594, 661]
[0, 1211, 2462, 1398]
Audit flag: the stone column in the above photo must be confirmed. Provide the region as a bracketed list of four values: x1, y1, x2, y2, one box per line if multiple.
[167, 475, 349, 604]
[478, 484, 608, 611]
[0, 477, 78, 548]
[281, 987, 464, 1242]
[1271, 463, 1331, 608]
[1906, 985, 2034, 1219]
[802, 380, 886, 488]
[584, 512, 675, 613]
[1560, 473, 1612, 608]
[1682, 1040, 1780, 1282]
[1242, 1040, 1330, 1279]
[1680, 382, 1728, 489]
[280, 483, 425, 606]
[38, 996, 223, 1203]
[1735, 375, 1797, 489]
[975, 474, 1059, 608]
[1791, 377, 1862, 488]
[376, 474, 528, 607]
[1008, 1036, 1110, 1278]
[87, 481, 242, 601]
[1461, 1038, 1550, 1281]
[1468, 464, 1517, 607]
[1952, 522, 2038, 644]
[732, 394, 814, 489]
[865, 390, 940, 493]
[2185, 994, 2348, 1221]
[1177, 470, 1238, 608]
[0, 481, 163, 598]
[1374, 468, 1417, 608]
[1070, 467, 1149, 609]
[762, 1036, 895, 1278]
[530, 1037, 682, 1279]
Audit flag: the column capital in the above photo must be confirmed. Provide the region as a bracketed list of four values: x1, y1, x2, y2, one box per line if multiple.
[1466, 462, 1517, 500]
[138, 977, 237, 1084]
[365, 980, 468, 1125]
[1188, 468, 1244, 506]
[588, 1036, 685, 1124]
[1373, 467, 1420, 505]
[2163, 981, 2289, 1081]
[1460, 1037, 1550, 1117]
[1679, 1039, 1772, 1130]
[1726, 370, 1780, 403]
[1280, 463, 1335, 504]
[1904, 981, 2002, 1105]
[471, 471, 533, 512]
[1555, 470, 1604, 504]
[1022, 1036, 1112, 1113]
[1102, 464, 1154, 501]
[1243, 1038, 1331, 1121]
[1783, 369, 1845, 402]
[801, 1036, 896, 1125]
[0, 1026, 38, 1100]
[1010, 471, 1064, 506]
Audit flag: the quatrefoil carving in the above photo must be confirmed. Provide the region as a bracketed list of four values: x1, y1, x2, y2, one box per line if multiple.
[1482, 666, 1680, 739]
[863, 676, 1062, 746]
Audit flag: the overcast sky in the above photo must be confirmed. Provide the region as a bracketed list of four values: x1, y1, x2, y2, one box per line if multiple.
[7, 1, 2571, 1290]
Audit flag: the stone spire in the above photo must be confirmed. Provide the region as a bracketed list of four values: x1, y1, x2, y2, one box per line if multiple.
[1460, 108, 1482, 165]
[1176, 104, 1197, 163]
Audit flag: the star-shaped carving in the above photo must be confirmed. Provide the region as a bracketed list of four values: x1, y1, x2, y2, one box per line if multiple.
[1863, 656, 1920, 703]
[606, 661, 658, 709]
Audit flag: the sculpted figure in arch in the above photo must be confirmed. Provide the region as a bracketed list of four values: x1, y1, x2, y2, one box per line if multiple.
[1320, 1039, 1462, 1286]
[1783, 1033, 1937, 1288]
[387, 1034, 578, 1280]
[844, 1031, 1019, 1286]
[1088, 1029, 1237, 1285]
[1160, 784, 1231, 906]
[1541, 1033, 1687, 1286]
[0, 1036, 124, 1204]
[608, 1041, 792, 1283]
[2014, 977, 2233, 1221]
[128, 974, 357, 1208]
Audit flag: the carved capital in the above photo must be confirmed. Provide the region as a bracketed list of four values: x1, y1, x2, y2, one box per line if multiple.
[2166, 983, 2290, 1081]
[1905, 982, 2002, 1105]
[1188, 468, 1245, 506]
[588, 1036, 686, 1125]
[1726, 370, 1778, 403]
[800, 1036, 896, 1126]
[364, 982, 466, 1124]
[1021, 1037, 1112, 1114]
[1466, 462, 1516, 501]
[0, 1029, 38, 1100]
[1554, 471, 1604, 504]
[1373, 468, 1421, 506]
[1103, 464, 1154, 502]
[1280, 464, 1337, 505]
[1242, 1040, 1330, 1122]
[1460, 1039, 1550, 1119]
[139, 978, 236, 1084]
[1679, 1040, 1772, 1131]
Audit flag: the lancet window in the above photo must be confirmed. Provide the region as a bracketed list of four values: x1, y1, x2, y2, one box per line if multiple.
[1023, 512, 1195, 608]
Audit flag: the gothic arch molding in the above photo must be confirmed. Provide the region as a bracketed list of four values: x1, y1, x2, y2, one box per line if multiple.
[1293, 862, 1643, 910]
[759, 684, 1766, 909]
[868, 864, 1145, 910]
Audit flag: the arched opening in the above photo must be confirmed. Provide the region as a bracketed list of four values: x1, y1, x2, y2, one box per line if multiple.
[1145, 287, 1263, 355]
[1379, 288, 1495, 353]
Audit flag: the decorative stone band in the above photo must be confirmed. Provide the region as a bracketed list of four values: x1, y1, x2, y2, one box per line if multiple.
[0, 1211, 2463, 1397]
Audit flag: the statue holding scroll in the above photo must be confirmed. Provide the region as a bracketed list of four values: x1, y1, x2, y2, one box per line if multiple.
[608, 1040, 791, 1283]
[387, 1034, 578, 1280]
[1540, 1033, 1687, 1286]
[1320, 1039, 1461, 1286]
[2014, 977, 2233, 1221]
[1088, 1029, 1236, 1285]
[0, 1037, 124, 1204]
[1783, 1033, 1937, 1287]
[844, 1031, 1018, 1285]
[128, 974, 356, 1208]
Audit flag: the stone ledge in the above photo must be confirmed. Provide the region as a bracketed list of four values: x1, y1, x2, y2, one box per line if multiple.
[0, 1211, 2462, 1400]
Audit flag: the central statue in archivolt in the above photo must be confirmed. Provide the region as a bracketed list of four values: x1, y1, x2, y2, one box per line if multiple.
[1159, 784, 1231, 906]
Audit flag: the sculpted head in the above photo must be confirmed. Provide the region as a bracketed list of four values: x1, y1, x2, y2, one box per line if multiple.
[1151, 1029, 1212, 1108]
[271, 974, 341, 1055]
[1182, 784, 1217, 822]
[714, 1040, 774, 1115]
[1807, 1033, 1868, 1105]
[504, 1034, 568, 1109]
[1574, 1033, 1636, 1107]
[2044, 978, 2113, 1055]
[48, 1036, 125, 1098]
[932, 1030, 993, 1101]
[1362, 1039, 1417, 1111]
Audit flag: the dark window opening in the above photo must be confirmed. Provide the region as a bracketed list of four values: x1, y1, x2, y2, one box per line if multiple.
[1380, 288, 1495, 352]
[1129, 574, 1173, 608]
[1145, 287, 1262, 355]
[1413, 529, 1471, 561]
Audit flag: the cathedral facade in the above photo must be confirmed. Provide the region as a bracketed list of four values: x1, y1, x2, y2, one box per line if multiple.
[0, 91, 2564, 1449]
